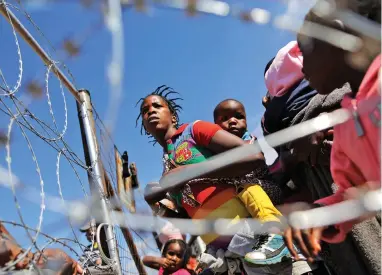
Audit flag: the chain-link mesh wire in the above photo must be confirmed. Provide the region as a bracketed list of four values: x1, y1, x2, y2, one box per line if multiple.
[0, 0, 380, 274]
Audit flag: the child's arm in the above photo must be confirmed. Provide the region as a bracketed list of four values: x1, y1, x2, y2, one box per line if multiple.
[142, 256, 173, 270]
[192, 121, 265, 178]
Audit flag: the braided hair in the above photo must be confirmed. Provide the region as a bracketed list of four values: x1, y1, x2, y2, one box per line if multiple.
[136, 85, 183, 143]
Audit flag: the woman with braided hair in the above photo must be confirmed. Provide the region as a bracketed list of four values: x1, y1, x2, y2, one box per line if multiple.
[137, 86, 315, 274]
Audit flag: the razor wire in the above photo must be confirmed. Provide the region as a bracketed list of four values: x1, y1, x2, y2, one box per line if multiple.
[0, 0, 155, 274]
[0, 0, 380, 274]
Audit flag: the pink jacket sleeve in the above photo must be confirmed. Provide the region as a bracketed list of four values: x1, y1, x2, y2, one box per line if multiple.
[315, 134, 366, 243]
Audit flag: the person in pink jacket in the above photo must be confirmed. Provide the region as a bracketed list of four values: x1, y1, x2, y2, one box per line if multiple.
[282, 0, 381, 263]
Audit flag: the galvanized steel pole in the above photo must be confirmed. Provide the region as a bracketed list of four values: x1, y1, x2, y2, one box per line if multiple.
[77, 90, 122, 275]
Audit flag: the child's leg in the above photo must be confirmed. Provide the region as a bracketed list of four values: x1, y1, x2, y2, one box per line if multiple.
[233, 184, 297, 265]
[237, 184, 282, 223]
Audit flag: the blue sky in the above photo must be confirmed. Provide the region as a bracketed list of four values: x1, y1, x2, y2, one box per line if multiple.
[0, 0, 311, 272]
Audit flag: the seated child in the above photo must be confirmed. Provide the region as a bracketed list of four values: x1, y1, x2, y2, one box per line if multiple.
[143, 239, 192, 275]
[213, 99, 290, 264]
[138, 86, 295, 265]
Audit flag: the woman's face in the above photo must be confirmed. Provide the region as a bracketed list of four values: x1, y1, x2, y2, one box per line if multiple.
[140, 95, 176, 136]
[164, 243, 185, 273]
[298, 33, 347, 95]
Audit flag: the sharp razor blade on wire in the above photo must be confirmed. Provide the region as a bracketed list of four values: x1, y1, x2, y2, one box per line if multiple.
[3, 170, 380, 236]
[0, 0, 381, 269]
[1, 107, 381, 236]
[96, 190, 382, 236]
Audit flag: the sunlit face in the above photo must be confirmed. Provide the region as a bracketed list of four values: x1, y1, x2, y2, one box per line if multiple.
[214, 100, 247, 138]
[140, 95, 176, 137]
[164, 243, 185, 273]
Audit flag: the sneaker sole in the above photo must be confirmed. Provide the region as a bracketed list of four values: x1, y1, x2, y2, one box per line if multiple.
[244, 247, 292, 265]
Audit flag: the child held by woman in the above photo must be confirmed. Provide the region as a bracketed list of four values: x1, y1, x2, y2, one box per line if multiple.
[139, 86, 295, 265]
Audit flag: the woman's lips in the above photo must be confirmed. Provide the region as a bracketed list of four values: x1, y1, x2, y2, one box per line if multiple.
[148, 116, 159, 123]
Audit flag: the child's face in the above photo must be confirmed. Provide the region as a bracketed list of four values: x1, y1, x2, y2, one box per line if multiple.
[164, 243, 185, 273]
[214, 100, 247, 138]
[141, 95, 176, 137]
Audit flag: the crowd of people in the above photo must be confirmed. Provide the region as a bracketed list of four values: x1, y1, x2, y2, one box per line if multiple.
[142, 1, 381, 275]
[0, 0, 380, 275]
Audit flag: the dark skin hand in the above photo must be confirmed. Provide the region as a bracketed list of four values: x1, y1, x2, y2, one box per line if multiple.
[145, 129, 265, 203]
[34, 249, 84, 275]
[0, 223, 83, 274]
[288, 129, 334, 166]
[278, 202, 325, 263]
[142, 256, 176, 270]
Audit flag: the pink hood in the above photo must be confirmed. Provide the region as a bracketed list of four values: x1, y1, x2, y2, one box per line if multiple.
[265, 41, 304, 97]
[316, 54, 381, 243]
[158, 221, 184, 247]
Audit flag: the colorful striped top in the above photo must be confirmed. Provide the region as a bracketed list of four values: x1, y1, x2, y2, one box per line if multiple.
[165, 121, 251, 248]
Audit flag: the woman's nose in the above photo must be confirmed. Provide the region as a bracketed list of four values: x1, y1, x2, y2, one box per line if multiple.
[148, 107, 156, 115]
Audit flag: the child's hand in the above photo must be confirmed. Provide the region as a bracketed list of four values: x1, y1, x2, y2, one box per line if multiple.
[34, 249, 83, 275]
[279, 202, 325, 263]
[159, 257, 176, 269]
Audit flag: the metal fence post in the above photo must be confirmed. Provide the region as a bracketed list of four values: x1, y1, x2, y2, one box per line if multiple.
[115, 148, 147, 275]
[77, 89, 122, 275]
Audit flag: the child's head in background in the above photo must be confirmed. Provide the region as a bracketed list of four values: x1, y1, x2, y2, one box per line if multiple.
[213, 99, 247, 138]
[161, 239, 189, 273]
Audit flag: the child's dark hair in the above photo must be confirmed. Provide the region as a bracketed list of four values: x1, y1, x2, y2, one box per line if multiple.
[162, 239, 190, 268]
[135, 85, 183, 142]
[213, 99, 245, 122]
